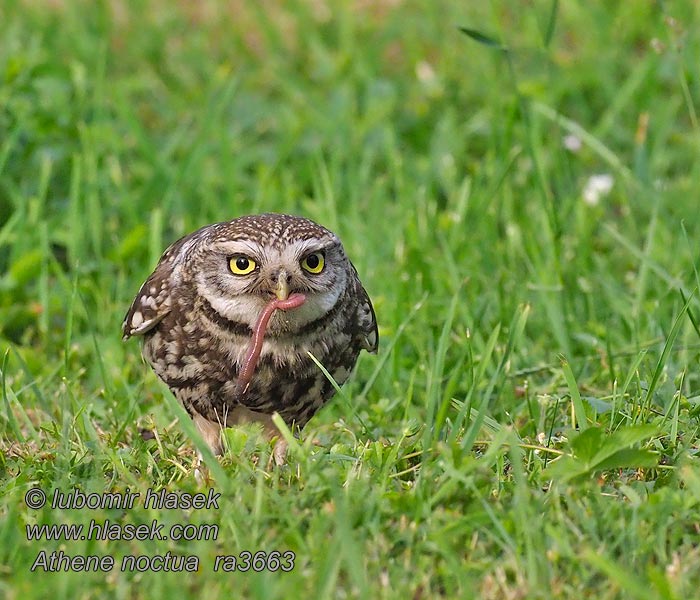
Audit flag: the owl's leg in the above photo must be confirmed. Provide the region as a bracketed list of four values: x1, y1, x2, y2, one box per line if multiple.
[191, 410, 224, 455]
[271, 436, 288, 467]
[256, 413, 289, 467]
[226, 406, 288, 466]
[190, 410, 225, 484]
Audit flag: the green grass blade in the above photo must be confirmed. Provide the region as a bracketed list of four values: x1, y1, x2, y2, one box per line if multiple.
[561, 357, 589, 431]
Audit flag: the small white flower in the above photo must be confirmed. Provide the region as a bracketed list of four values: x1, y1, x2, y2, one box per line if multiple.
[415, 61, 436, 85]
[563, 134, 582, 152]
[582, 174, 614, 206]
[650, 38, 666, 54]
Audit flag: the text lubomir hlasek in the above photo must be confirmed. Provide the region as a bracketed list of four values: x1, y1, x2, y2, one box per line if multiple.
[50, 488, 220, 510]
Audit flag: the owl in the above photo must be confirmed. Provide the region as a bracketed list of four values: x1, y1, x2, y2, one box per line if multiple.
[122, 213, 378, 464]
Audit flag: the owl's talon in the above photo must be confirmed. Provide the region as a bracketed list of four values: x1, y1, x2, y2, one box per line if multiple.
[271, 437, 288, 467]
[193, 451, 212, 485]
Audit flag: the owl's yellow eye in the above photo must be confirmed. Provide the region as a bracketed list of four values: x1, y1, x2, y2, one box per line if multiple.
[229, 255, 257, 275]
[301, 252, 325, 274]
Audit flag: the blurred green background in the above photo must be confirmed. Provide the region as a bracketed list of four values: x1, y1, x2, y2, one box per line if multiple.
[1, 1, 700, 598]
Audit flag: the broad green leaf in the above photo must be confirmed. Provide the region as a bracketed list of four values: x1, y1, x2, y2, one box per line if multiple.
[584, 396, 613, 413]
[570, 427, 603, 462]
[591, 424, 657, 467]
[541, 456, 588, 482]
[594, 448, 657, 472]
[543, 425, 658, 483]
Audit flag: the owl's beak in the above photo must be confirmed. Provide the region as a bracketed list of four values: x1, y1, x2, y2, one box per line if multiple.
[275, 270, 290, 301]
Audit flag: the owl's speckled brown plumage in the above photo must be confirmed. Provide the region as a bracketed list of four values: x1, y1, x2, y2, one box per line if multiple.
[122, 213, 378, 460]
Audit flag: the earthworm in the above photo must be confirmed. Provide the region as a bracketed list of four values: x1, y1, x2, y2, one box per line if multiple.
[236, 293, 306, 396]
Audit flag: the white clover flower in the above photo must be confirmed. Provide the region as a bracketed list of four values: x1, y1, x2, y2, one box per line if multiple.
[563, 134, 582, 152]
[582, 174, 614, 206]
[415, 61, 436, 85]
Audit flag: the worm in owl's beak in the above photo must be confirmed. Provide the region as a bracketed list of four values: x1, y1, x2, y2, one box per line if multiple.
[275, 270, 290, 301]
[238, 288, 306, 397]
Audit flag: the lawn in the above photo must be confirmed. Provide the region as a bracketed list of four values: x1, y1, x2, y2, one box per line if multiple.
[1, 1, 700, 598]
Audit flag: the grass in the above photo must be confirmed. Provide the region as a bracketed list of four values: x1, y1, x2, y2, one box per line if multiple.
[1, 0, 700, 598]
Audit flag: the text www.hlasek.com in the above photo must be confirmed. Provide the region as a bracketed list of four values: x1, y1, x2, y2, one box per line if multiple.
[26, 519, 218, 542]
[25, 487, 296, 573]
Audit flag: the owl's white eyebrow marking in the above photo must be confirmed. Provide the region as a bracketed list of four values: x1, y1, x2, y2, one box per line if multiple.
[288, 239, 334, 260]
[214, 240, 264, 258]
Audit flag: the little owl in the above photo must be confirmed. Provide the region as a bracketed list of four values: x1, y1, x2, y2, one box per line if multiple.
[122, 213, 378, 464]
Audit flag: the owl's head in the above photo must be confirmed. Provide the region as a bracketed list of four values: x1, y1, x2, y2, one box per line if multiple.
[189, 214, 349, 334]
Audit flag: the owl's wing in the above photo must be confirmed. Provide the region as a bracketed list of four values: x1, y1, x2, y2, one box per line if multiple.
[357, 285, 378, 353]
[121, 233, 194, 340]
[121, 267, 172, 340]
[352, 266, 378, 353]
